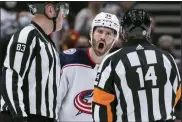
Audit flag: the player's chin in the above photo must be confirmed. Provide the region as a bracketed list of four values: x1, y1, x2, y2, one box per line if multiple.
[95, 49, 106, 56]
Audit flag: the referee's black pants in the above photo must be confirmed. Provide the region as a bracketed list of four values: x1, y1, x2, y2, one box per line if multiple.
[0, 111, 56, 122]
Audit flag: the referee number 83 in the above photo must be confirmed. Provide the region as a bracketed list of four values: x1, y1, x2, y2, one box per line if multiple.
[16, 43, 26, 52]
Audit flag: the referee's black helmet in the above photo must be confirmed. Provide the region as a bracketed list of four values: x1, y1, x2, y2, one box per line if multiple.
[27, 2, 69, 32]
[121, 9, 151, 41]
[28, 2, 69, 16]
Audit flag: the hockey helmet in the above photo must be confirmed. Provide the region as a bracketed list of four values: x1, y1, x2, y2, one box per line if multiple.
[90, 12, 120, 45]
[121, 9, 151, 41]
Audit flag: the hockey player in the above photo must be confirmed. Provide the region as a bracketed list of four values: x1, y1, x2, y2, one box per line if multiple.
[58, 12, 120, 121]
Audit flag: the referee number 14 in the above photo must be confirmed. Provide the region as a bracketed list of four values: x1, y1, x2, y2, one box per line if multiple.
[136, 66, 157, 88]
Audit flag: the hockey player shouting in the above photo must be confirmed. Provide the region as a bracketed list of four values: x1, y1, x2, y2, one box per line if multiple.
[58, 12, 120, 121]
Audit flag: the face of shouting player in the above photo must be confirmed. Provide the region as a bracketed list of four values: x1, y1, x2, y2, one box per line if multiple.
[92, 27, 116, 56]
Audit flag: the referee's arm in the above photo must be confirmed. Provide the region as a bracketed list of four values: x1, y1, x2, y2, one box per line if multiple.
[1, 30, 36, 119]
[169, 54, 181, 107]
[92, 55, 116, 122]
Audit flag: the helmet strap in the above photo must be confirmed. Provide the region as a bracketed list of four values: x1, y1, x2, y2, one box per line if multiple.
[121, 28, 127, 43]
[52, 17, 57, 31]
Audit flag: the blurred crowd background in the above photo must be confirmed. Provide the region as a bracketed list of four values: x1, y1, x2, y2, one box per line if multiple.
[0, 1, 181, 120]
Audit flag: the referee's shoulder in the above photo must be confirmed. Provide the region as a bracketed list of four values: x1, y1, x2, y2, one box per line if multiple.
[13, 25, 37, 43]
[152, 45, 175, 63]
[103, 48, 122, 64]
[19, 24, 36, 37]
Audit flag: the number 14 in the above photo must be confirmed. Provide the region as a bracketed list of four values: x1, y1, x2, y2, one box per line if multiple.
[136, 66, 157, 88]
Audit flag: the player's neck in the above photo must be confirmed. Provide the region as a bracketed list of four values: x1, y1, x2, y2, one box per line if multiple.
[89, 48, 106, 64]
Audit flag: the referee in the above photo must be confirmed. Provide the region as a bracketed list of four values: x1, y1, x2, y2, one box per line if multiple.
[0, 2, 69, 122]
[92, 9, 181, 122]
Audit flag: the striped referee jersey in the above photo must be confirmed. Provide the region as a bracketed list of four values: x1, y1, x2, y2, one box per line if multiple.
[92, 40, 181, 122]
[0, 21, 61, 120]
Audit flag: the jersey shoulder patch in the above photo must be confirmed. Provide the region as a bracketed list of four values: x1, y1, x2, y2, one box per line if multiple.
[63, 48, 77, 55]
[60, 48, 88, 67]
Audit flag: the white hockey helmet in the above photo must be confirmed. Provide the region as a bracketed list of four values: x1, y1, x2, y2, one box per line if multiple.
[90, 12, 120, 45]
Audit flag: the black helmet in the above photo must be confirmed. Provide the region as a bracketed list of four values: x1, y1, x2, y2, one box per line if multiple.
[28, 2, 69, 32]
[121, 9, 151, 41]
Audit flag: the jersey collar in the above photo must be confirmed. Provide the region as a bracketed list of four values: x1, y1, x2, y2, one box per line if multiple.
[87, 48, 96, 65]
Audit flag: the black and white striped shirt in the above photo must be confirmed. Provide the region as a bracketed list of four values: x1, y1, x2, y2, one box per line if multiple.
[0, 21, 61, 120]
[92, 40, 181, 122]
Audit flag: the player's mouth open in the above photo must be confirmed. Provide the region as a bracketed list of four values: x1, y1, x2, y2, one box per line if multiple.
[98, 42, 105, 50]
